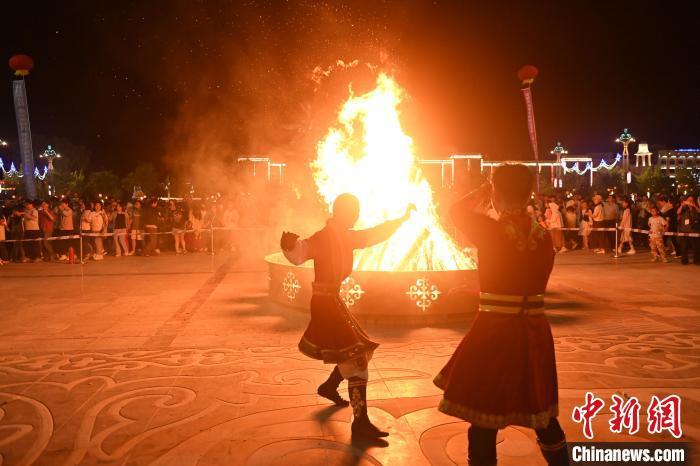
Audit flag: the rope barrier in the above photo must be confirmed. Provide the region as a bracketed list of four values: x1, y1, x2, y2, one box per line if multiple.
[0, 226, 266, 243]
[556, 227, 700, 238]
[2, 226, 697, 244]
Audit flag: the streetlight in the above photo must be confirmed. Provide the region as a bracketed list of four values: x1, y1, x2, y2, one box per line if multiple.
[615, 128, 635, 193]
[39, 144, 61, 171]
[39, 145, 61, 196]
[550, 141, 568, 189]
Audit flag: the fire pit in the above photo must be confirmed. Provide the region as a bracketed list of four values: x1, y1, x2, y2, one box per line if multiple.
[266, 253, 479, 323]
[267, 72, 478, 323]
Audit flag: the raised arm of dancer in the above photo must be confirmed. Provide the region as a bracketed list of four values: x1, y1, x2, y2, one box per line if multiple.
[352, 204, 415, 249]
[280, 231, 317, 265]
[450, 183, 499, 247]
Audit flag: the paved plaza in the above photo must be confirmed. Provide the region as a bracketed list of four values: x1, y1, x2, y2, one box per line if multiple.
[0, 250, 698, 465]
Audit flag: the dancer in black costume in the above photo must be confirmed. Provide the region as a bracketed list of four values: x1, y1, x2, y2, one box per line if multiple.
[281, 193, 413, 439]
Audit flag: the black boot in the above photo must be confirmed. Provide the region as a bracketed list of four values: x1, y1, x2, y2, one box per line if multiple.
[317, 366, 349, 406]
[536, 418, 570, 466]
[467, 425, 497, 466]
[538, 440, 570, 466]
[348, 377, 388, 438]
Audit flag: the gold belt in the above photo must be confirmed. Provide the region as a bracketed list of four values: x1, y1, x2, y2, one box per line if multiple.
[312, 282, 340, 296]
[479, 292, 545, 315]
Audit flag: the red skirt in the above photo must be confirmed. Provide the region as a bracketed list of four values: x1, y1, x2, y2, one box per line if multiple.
[434, 312, 559, 429]
[298, 294, 379, 364]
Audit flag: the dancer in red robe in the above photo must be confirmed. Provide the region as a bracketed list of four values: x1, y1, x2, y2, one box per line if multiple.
[434, 164, 569, 465]
[281, 193, 413, 440]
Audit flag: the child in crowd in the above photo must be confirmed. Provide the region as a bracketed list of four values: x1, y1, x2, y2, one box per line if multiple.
[648, 207, 668, 262]
[617, 198, 635, 255]
[579, 200, 592, 250]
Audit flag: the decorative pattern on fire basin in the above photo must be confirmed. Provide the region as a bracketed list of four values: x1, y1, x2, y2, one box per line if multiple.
[406, 277, 441, 311]
[282, 271, 301, 302]
[340, 277, 364, 307]
[265, 253, 477, 317]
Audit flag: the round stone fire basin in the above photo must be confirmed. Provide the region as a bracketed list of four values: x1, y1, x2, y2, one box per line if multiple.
[265, 253, 479, 324]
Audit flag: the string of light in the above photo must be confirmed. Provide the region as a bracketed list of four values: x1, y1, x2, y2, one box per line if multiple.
[561, 154, 622, 175]
[0, 158, 49, 180]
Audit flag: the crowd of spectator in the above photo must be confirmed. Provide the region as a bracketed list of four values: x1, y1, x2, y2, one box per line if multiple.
[530, 192, 700, 264]
[2, 189, 699, 267]
[0, 194, 257, 265]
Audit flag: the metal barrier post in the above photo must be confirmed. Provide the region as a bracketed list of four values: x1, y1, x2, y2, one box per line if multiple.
[210, 226, 215, 255]
[613, 222, 620, 258]
[79, 231, 84, 264]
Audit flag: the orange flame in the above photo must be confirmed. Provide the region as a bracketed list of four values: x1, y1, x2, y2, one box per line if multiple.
[312, 73, 475, 271]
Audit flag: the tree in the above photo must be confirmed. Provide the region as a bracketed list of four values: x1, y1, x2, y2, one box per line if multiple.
[85, 170, 121, 198]
[563, 172, 592, 197]
[52, 170, 86, 196]
[673, 168, 699, 196]
[636, 166, 673, 195]
[592, 167, 625, 194]
[122, 163, 160, 197]
[536, 170, 555, 195]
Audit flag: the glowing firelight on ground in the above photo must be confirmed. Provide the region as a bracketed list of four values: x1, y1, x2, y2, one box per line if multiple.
[312, 73, 476, 272]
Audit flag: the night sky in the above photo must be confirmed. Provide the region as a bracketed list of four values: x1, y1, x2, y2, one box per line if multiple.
[0, 1, 698, 174]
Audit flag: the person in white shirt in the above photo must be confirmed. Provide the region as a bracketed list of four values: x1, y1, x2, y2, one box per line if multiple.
[648, 207, 668, 262]
[88, 202, 108, 260]
[591, 195, 607, 254]
[80, 201, 94, 260]
[617, 198, 636, 255]
[545, 199, 564, 252]
[22, 201, 42, 261]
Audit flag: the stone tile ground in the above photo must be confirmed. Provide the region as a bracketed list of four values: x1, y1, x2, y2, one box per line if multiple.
[0, 251, 698, 465]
